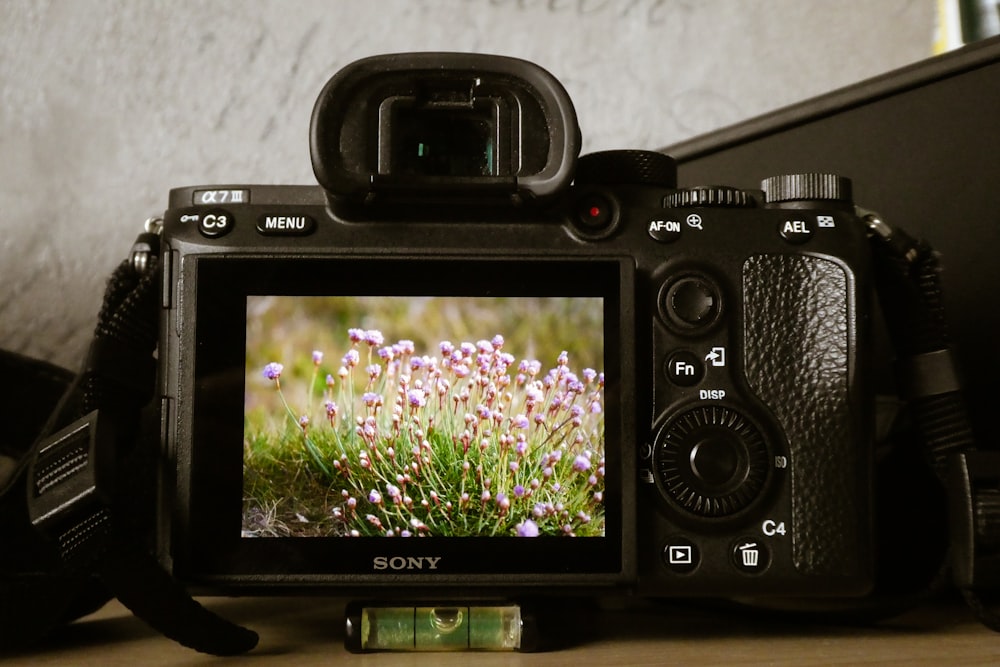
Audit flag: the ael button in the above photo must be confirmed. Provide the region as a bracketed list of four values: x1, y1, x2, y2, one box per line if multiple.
[778, 217, 815, 243]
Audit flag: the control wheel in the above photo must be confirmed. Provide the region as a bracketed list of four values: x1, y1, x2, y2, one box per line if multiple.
[654, 405, 771, 519]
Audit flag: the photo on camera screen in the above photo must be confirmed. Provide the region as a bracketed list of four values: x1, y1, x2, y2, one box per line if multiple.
[243, 295, 606, 539]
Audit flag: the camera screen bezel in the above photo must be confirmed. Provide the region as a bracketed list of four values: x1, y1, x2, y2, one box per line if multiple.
[175, 254, 633, 584]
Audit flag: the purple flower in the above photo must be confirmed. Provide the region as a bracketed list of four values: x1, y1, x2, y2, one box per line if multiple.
[407, 389, 426, 408]
[519, 359, 542, 377]
[582, 368, 597, 383]
[312, 350, 324, 365]
[364, 329, 384, 346]
[342, 349, 360, 368]
[262, 362, 283, 381]
[516, 519, 539, 537]
[368, 490, 382, 505]
[573, 455, 591, 473]
[513, 484, 526, 498]
[348, 328, 366, 343]
[397, 340, 415, 355]
[512, 413, 529, 429]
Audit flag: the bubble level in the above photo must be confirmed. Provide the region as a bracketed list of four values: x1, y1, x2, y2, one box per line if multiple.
[357, 605, 522, 651]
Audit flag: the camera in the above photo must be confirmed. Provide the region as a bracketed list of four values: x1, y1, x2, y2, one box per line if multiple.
[158, 52, 874, 609]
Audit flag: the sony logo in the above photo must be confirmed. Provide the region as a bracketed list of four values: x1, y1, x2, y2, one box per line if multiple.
[373, 556, 442, 571]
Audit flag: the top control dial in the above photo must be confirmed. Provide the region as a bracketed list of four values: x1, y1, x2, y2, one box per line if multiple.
[664, 185, 754, 208]
[761, 174, 853, 205]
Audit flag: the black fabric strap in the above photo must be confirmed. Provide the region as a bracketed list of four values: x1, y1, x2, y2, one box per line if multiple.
[76, 258, 258, 655]
[0, 351, 109, 653]
[868, 219, 976, 475]
[866, 216, 1000, 631]
[10, 254, 258, 655]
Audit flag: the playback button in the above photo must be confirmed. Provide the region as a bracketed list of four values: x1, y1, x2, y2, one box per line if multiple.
[662, 536, 700, 574]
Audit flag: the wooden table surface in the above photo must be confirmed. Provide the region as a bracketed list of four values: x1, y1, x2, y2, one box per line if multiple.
[5, 595, 999, 666]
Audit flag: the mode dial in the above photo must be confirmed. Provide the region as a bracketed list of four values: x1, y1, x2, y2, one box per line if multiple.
[761, 173, 853, 205]
[664, 185, 753, 208]
[574, 150, 677, 188]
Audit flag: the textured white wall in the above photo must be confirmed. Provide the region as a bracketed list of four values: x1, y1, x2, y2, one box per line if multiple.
[1, 0, 934, 368]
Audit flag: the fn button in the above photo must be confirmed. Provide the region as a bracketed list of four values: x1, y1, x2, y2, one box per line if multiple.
[666, 351, 704, 386]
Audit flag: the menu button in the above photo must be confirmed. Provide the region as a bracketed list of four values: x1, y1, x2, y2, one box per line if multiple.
[257, 214, 316, 236]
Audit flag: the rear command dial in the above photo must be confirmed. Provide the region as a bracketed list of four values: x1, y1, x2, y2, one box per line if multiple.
[654, 405, 771, 519]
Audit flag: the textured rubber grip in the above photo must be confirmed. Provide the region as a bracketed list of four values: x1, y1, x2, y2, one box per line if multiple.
[742, 254, 862, 577]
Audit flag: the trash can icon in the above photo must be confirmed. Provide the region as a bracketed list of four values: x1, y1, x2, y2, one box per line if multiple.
[738, 542, 759, 568]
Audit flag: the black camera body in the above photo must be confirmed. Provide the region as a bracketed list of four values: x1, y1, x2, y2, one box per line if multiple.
[157, 53, 873, 602]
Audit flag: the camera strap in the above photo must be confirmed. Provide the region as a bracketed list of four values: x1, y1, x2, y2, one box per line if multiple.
[0, 212, 997, 654]
[865, 214, 1000, 631]
[0, 235, 258, 655]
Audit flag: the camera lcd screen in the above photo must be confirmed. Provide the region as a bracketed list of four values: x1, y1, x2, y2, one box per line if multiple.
[184, 256, 629, 580]
[243, 295, 606, 540]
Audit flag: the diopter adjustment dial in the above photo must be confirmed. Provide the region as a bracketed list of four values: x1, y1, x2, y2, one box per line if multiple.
[654, 405, 771, 519]
[664, 185, 753, 208]
[574, 150, 677, 188]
